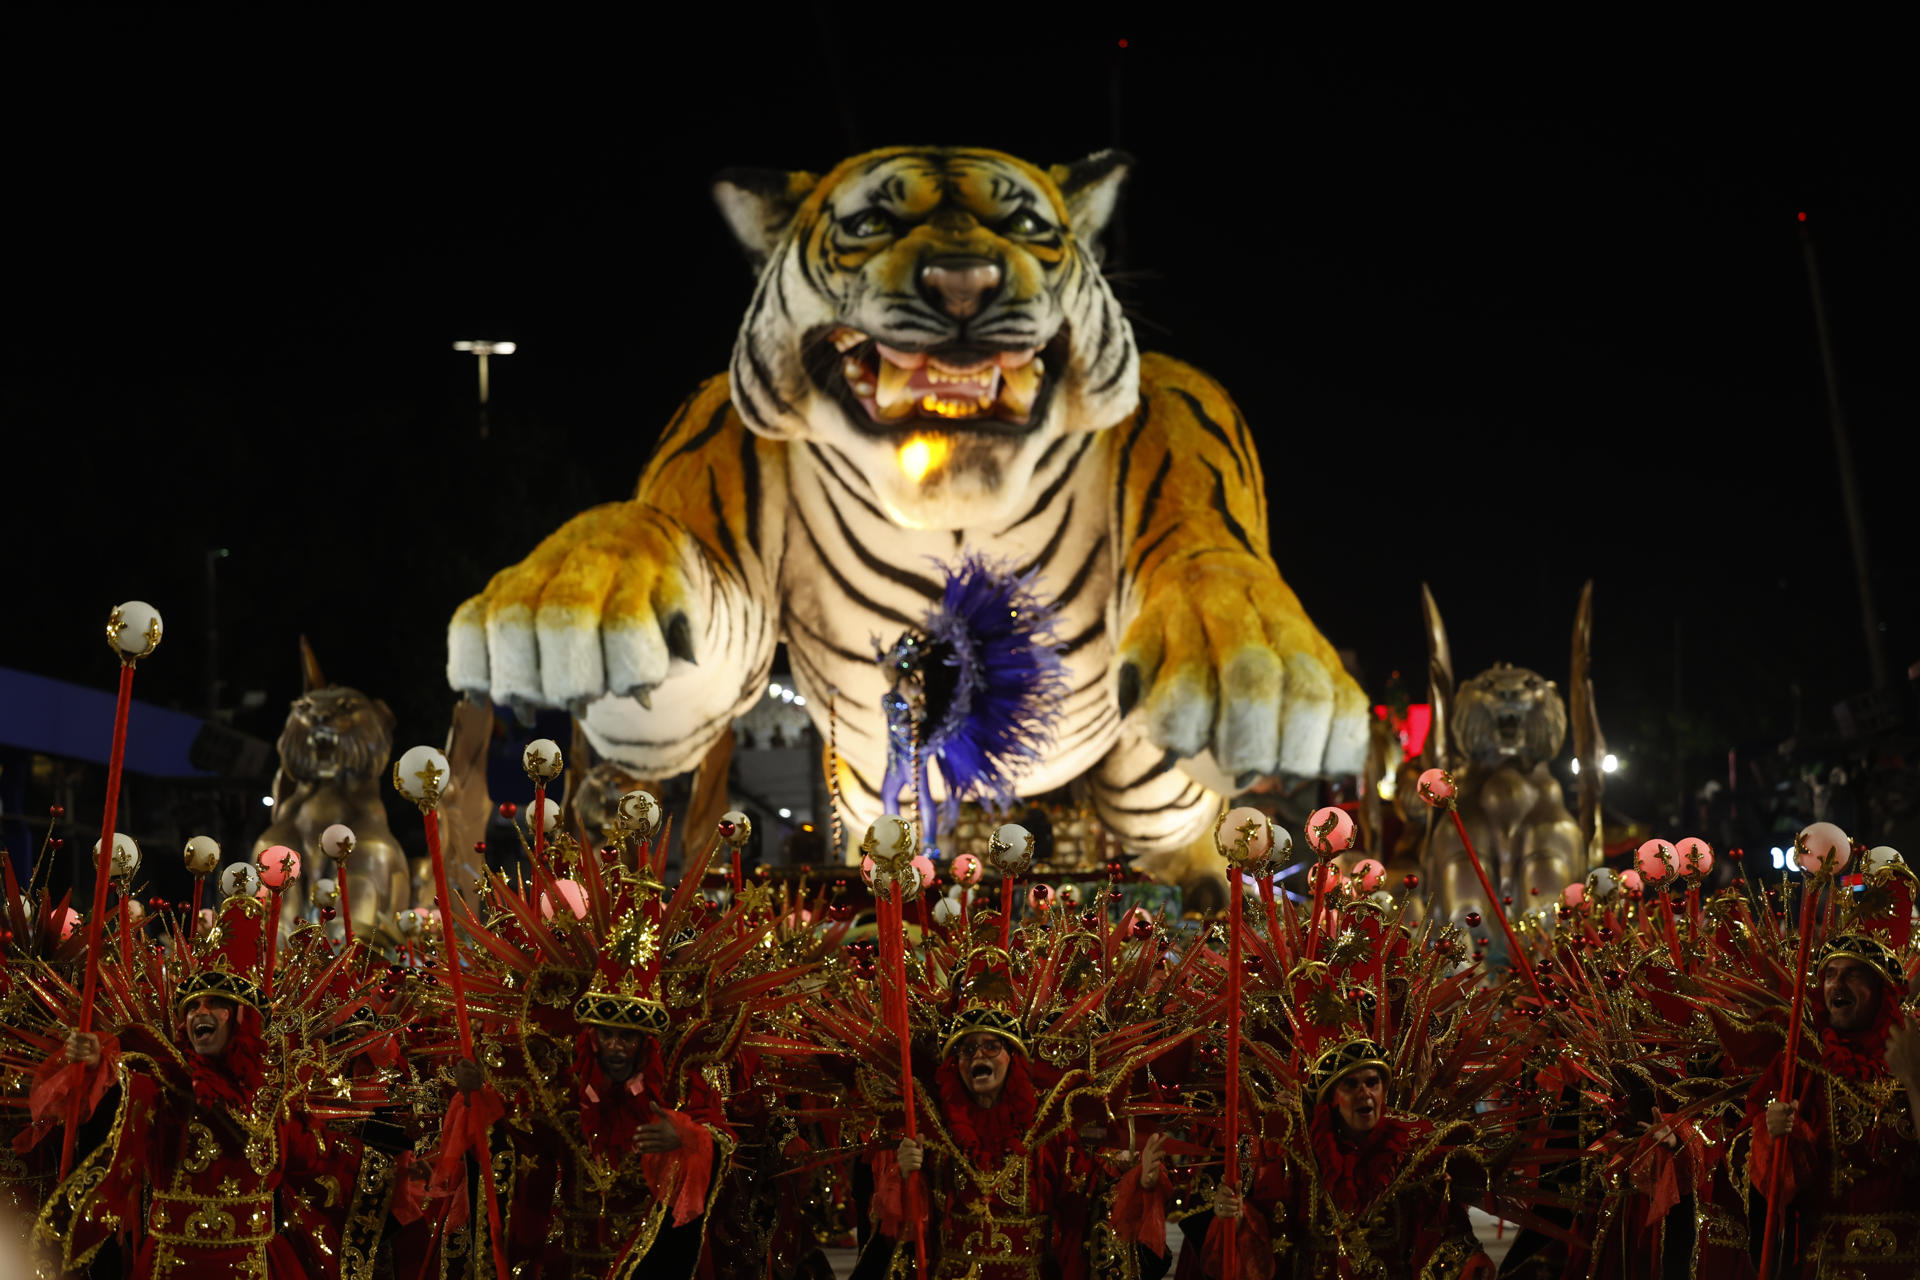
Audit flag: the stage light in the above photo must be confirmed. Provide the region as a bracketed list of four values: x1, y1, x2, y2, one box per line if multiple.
[793, 695, 806, 707]
[1570, 758, 1580, 775]
[768, 682, 783, 696]
[261, 795, 274, 807]
[1601, 754, 1619, 774]
[779, 808, 792, 819]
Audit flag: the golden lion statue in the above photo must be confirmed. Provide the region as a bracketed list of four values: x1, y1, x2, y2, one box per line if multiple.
[253, 638, 410, 942]
[1413, 583, 1605, 929]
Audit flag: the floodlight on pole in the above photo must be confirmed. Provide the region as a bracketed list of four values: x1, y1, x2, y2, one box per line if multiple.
[452, 340, 517, 407]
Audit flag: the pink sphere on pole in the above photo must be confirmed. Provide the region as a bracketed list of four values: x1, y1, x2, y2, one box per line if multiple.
[1795, 823, 1851, 875]
[860, 855, 876, 885]
[1416, 768, 1457, 807]
[1028, 883, 1054, 912]
[1351, 858, 1385, 893]
[1562, 883, 1585, 908]
[1305, 806, 1357, 855]
[1674, 837, 1713, 876]
[58, 907, 80, 941]
[911, 855, 936, 888]
[540, 879, 588, 920]
[256, 845, 301, 889]
[1634, 840, 1676, 883]
[1620, 868, 1644, 894]
[950, 853, 985, 887]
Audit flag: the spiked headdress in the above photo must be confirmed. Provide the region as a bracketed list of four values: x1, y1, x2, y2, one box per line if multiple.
[1307, 1036, 1392, 1105]
[941, 944, 1029, 1059]
[176, 890, 267, 1016]
[574, 876, 670, 1035]
[1814, 932, 1904, 991]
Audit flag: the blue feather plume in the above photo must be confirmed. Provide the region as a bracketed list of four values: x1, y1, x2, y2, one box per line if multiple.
[878, 554, 1069, 855]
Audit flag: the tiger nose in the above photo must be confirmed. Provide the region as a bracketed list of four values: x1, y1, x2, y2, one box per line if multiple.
[919, 257, 1002, 320]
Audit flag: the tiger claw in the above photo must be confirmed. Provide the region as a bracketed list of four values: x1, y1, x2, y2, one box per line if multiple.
[665, 612, 697, 666]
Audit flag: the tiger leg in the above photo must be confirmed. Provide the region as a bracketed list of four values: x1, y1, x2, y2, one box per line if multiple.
[447, 376, 786, 777]
[1087, 728, 1226, 905]
[1110, 355, 1368, 783]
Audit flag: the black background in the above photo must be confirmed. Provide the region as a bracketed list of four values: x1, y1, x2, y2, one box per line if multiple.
[5, 16, 1913, 841]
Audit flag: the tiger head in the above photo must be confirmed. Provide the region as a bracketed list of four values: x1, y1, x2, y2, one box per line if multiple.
[276, 685, 395, 787]
[1450, 663, 1567, 771]
[714, 146, 1137, 529]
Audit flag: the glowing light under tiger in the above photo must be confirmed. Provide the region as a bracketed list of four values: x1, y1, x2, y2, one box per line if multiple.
[897, 434, 949, 483]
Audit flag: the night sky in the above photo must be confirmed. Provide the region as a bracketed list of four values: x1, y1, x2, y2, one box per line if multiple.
[7, 18, 1914, 839]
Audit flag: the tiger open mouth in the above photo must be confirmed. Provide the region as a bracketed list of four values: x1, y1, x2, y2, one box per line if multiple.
[808, 326, 1067, 435]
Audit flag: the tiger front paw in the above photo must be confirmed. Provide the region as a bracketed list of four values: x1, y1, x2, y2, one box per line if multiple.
[447, 502, 705, 718]
[1113, 554, 1367, 783]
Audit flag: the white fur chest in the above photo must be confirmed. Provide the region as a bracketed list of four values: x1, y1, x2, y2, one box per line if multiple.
[776, 434, 1119, 811]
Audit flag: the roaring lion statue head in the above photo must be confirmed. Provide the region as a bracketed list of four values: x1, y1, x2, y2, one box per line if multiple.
[712, 146, 1137, 529]
[1451, 662, 1567, 771]
[276, 680, 394, 786]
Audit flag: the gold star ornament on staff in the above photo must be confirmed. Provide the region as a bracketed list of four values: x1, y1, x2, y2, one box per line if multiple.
[1215, 805, 1278, 1280]
[63, 600, 162, 1180]
[394, 743, 510, 1280]
[864, 813, 930, 1279]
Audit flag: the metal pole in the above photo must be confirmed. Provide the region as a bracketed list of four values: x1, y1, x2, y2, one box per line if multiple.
[1800, 220, 1887, 689]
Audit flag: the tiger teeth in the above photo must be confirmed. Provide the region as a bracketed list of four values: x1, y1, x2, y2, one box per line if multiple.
[843, 355, 876, 398]
[998, 357, 1042, 415]
[875, 358, 915, 412]
[830, 327, 868, 352]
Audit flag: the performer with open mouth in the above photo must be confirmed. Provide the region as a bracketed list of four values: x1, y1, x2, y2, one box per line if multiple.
[1747, 931, 1920, 1279]
[27, 885, 393, 1278]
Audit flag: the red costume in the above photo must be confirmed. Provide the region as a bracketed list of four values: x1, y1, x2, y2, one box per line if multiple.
[864, 1052, 1120, 1280]
[507, 1028, 729, 1279]
[1744, 936, 1918, 1280]
[28, 892, 393, 1278]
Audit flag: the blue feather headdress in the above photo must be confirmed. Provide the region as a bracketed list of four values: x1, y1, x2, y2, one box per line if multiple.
[877, 554, 1069, 856]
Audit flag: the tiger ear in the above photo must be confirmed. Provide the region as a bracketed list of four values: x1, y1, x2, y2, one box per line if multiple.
[713, 168, 820, 269]
[1049, 150, 1133, 255]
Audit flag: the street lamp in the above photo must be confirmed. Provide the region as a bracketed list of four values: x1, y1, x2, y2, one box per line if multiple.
[447, 339, 510, 404]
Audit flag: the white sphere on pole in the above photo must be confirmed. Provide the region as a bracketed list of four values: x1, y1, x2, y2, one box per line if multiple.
[108, 601, 164, 657]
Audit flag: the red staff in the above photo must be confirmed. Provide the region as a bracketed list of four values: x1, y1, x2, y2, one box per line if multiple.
[1416, 768, 1558, 1016]
[63, 600, 163, 1180]
[1674, 837, 1715, 967]
[986, 822, 1034, 950]
[255, 845, 301, 996]
[395, 744, 510, 1280]
[1634, 839, 1686, 969]
[866, 815, 929, 1277]
[1757, 824, 1851, 1280]
[523, 736, 565, 876]
[1305, 806, 1358, 957]
[1215, 805, 1279, 1280]
[320, 823, 358, 945]
[183, 836, 221, 939]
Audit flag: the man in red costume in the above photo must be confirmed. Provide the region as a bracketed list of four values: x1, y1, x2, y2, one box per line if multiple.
[1748, 933, 1919, 1278]
[486, 950, 733, 1278]
[1155, 1038, 1493, 1280]
[31, 893, 377, 1277]
[861, 1007, 1167, 1280]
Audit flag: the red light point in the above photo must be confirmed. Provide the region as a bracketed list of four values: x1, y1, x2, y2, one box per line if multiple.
[1118, 37, 1129, 48]
[1797, 211, 1807, 222]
